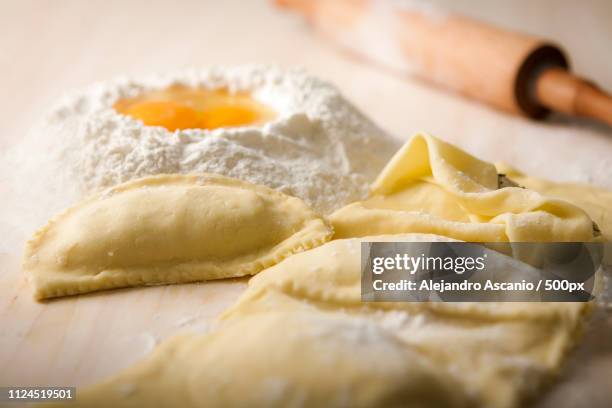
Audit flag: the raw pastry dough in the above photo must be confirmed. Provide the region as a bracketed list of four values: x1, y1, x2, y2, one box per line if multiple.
[23, 174, 333, 300]
[222, 235, 589, 408]
[50, 311, 471, 408]
[331, 133, 595, 242]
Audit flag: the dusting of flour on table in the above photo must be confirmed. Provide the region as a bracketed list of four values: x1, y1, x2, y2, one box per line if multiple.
[4, 66, 399, 240]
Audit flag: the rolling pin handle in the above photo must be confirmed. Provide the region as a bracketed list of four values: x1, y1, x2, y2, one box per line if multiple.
[535, 69, 612, 126]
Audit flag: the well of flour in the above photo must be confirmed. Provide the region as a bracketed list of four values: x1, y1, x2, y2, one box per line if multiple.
[5, 66, 399, 237]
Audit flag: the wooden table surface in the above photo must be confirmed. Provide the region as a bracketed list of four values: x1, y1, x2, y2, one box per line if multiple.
[0, 1, 611, 406]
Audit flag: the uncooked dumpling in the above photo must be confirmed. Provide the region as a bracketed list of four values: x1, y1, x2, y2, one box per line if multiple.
[49, 311, 470, 408]
[222, 235, 589, 408]
[23, 174, 333, 300]
[330, 133, 595, 242]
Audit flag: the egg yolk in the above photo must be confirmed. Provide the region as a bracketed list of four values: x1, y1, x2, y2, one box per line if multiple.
[122, 101, 200, 131]
[114, 87, 276, 131]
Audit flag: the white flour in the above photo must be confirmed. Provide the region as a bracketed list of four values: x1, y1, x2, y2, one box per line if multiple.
[3, 66, 399, 242]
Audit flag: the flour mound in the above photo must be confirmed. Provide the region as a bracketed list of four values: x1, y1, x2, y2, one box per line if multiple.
[6, 66, 398, 238]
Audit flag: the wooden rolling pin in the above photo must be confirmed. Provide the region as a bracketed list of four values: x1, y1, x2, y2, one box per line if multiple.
[276, 0, 612, 126]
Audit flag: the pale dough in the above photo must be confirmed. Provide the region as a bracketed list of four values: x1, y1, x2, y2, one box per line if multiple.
[221, 235, 589, 408]
[215, 134, 602, 407]
[331, 133, 595, 242]
[50, 311, 471, 408]
[23, 174, 333, 300]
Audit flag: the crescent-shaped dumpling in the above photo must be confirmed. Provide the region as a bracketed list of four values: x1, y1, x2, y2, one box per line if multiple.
[23, 174, 333, 300]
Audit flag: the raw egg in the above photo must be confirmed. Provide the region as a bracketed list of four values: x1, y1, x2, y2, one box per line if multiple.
[114, 86, 276, 131]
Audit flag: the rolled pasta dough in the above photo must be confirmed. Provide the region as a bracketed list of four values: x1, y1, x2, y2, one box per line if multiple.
[331, 133, 595, 242]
